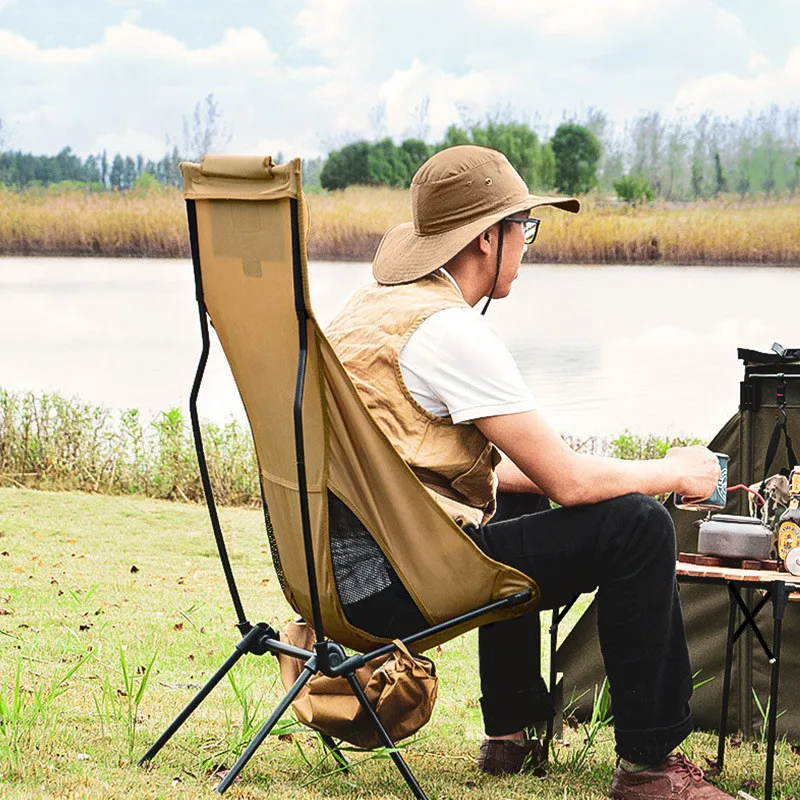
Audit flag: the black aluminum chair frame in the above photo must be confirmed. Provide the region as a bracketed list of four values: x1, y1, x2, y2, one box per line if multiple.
[138, 197, 532, 797]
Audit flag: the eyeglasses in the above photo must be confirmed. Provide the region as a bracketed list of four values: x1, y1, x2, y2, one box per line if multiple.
[504, 216, 540, 245]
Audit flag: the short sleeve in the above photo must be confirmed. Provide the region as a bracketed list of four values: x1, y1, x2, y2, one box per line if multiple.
[400, 307, 536, 424]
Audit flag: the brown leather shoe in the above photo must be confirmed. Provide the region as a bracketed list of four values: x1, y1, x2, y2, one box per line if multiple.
[477, 738, 544, 775]
[609, 753, 735, 799]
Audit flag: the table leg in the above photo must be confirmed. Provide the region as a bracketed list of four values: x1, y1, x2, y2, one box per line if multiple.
[718, 584, 738, 772]
[764, 582, 790, 800]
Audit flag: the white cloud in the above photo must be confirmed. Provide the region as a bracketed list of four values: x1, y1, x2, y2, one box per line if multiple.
[378, 60, 493, 140]
[672, 46, 800, 116]
[91, 129, 168, 161]
[472, 0, 667, 36]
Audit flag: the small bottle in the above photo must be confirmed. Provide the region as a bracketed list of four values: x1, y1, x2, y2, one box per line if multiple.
[777, 466, 800, 563]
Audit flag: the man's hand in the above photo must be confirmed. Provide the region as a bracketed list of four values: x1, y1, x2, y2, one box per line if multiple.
[664, 446, 720, 502]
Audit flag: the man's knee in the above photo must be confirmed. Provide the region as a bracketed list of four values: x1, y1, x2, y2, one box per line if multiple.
[605, 492, 676, 556]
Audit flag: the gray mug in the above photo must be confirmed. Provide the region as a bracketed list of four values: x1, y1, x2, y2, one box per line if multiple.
[674, 453, 729, 511]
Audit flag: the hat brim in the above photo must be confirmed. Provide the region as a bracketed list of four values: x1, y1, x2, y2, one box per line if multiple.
[373, 194, 580, 285]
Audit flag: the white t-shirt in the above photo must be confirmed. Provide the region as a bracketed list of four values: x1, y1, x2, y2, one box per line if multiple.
[399, 270, 536, 424]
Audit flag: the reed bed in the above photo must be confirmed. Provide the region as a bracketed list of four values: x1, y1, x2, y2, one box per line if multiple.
[0, 387, 699, 506]
[0, 388, 259, 505]
[1, 184, 800, 264]
[0, 185, 189, 258]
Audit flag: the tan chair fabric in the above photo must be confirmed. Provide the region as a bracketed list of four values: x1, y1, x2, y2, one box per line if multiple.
[181, 155, 539, 653]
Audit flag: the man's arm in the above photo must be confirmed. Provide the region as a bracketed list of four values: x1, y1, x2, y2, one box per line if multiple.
[495, 456, 544, 493]
[477, 410, 719, 507]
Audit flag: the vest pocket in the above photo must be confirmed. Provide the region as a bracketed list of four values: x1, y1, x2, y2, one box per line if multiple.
[450, 443, 499, 507]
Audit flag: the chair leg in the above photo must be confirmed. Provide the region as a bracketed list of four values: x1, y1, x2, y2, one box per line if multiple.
[216, 660, 317, 794]
[139, 646, 247, 765]
[320, 733, 350, 773]
[344, 673, 429, 800]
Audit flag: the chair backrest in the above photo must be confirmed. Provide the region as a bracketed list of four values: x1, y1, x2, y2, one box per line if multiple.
[181, 154, 538, 652]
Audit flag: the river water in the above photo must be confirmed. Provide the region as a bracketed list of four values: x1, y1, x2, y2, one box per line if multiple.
[1, 257, 797, 440]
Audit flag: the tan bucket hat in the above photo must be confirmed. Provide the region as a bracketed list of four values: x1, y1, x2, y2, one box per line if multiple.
[373, 145, 580, 285]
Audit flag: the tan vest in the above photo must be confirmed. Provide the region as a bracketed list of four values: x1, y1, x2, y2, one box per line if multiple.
[326, 271, 500, 527]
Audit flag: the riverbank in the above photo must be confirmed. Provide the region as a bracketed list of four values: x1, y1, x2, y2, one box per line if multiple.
[1, 485, 795, 799]
[0, 388, 701, 505]
[2, 185, 800, 264]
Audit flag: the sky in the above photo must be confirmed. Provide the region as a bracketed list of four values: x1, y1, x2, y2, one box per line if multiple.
[1, 0, 799, 162]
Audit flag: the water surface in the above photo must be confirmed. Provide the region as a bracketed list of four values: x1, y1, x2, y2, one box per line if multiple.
[1, 257, 796, 439]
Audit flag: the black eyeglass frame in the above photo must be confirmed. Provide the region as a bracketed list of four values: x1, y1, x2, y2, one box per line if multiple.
[503, 216, 540, 245]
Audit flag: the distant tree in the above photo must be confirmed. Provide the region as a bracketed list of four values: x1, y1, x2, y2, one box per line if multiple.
[441, 124, 470, 148]
[133, 172, 162, 193]
[551, 123, 601, 194]
[613, 174, 654, 204]
[302, 156, 325, 192]
[713, 152, 727, 196]
[122, 156, 137, 189]
[690, 157, 704, 199]
[367, 138, 411, 187]
[83, 154, 102, 184]
[100, 150, 109, 187]
[400, 138, 430, 178]
[540, 143, 556, 190]
[175, 92, 232, 161]
[109, 153, 125, 189]
[320, 141, 372, 190]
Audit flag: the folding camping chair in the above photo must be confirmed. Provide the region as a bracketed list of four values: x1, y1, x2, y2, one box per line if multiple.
[138, 155, 541, 798]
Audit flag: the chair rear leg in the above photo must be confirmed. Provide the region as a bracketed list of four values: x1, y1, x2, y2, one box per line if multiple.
[216, 660, 317, 794]
[320, 733, 349, 773]
[139, 646, 247, 765]
[344, 673, 429, 800]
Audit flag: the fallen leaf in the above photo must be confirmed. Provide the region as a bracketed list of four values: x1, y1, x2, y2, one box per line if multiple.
[187, 654, 195, 661]
[1, 594, 10, 603]
[741, 778, 760, 791]
[2, 551, 11, 557]
[130, 565, 139, 573]
[278, 733, 293, 743]
[79, 624, 91, 631]
[173, 622, 184, 632]
[50, 578, 58, 586]
[730, 734, 742, 749]
[0, 608, 12, 616]
[67, 538, 76, 544]
[463, 780, 477, 789]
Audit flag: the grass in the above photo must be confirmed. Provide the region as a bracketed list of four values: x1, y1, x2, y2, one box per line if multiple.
[2, 486, 800, 799]
[2, 183, 800, 264]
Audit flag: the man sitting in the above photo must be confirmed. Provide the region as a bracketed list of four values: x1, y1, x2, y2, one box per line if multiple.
[326, 145, 730, 800]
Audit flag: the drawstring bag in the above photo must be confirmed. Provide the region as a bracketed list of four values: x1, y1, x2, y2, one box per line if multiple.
[277, 620, 438, 749]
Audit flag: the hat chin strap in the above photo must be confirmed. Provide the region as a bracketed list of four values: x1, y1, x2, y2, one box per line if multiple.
[480, 225, 504, 316]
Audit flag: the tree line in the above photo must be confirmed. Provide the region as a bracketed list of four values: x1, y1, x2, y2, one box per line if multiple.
[1, 102, 798, 202]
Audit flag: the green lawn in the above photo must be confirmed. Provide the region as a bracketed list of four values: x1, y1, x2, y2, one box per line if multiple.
[0, 487, 798, 799]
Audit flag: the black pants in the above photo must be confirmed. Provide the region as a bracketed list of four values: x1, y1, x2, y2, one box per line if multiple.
[467, 491, 693, 765]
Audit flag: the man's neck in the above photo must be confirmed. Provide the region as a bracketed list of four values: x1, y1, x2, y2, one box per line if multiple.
[441, 261, 488, 307]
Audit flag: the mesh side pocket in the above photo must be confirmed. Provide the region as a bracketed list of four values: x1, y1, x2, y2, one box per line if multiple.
[328, 491, 428, 639]
[260, 480, 286, 595]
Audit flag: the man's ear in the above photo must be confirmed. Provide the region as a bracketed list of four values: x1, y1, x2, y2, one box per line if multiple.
[477, 229, 492, 255]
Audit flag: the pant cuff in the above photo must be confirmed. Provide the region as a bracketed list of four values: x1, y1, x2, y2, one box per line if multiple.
[480, 688, 555, 736]
[614, 712, 693, 765]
